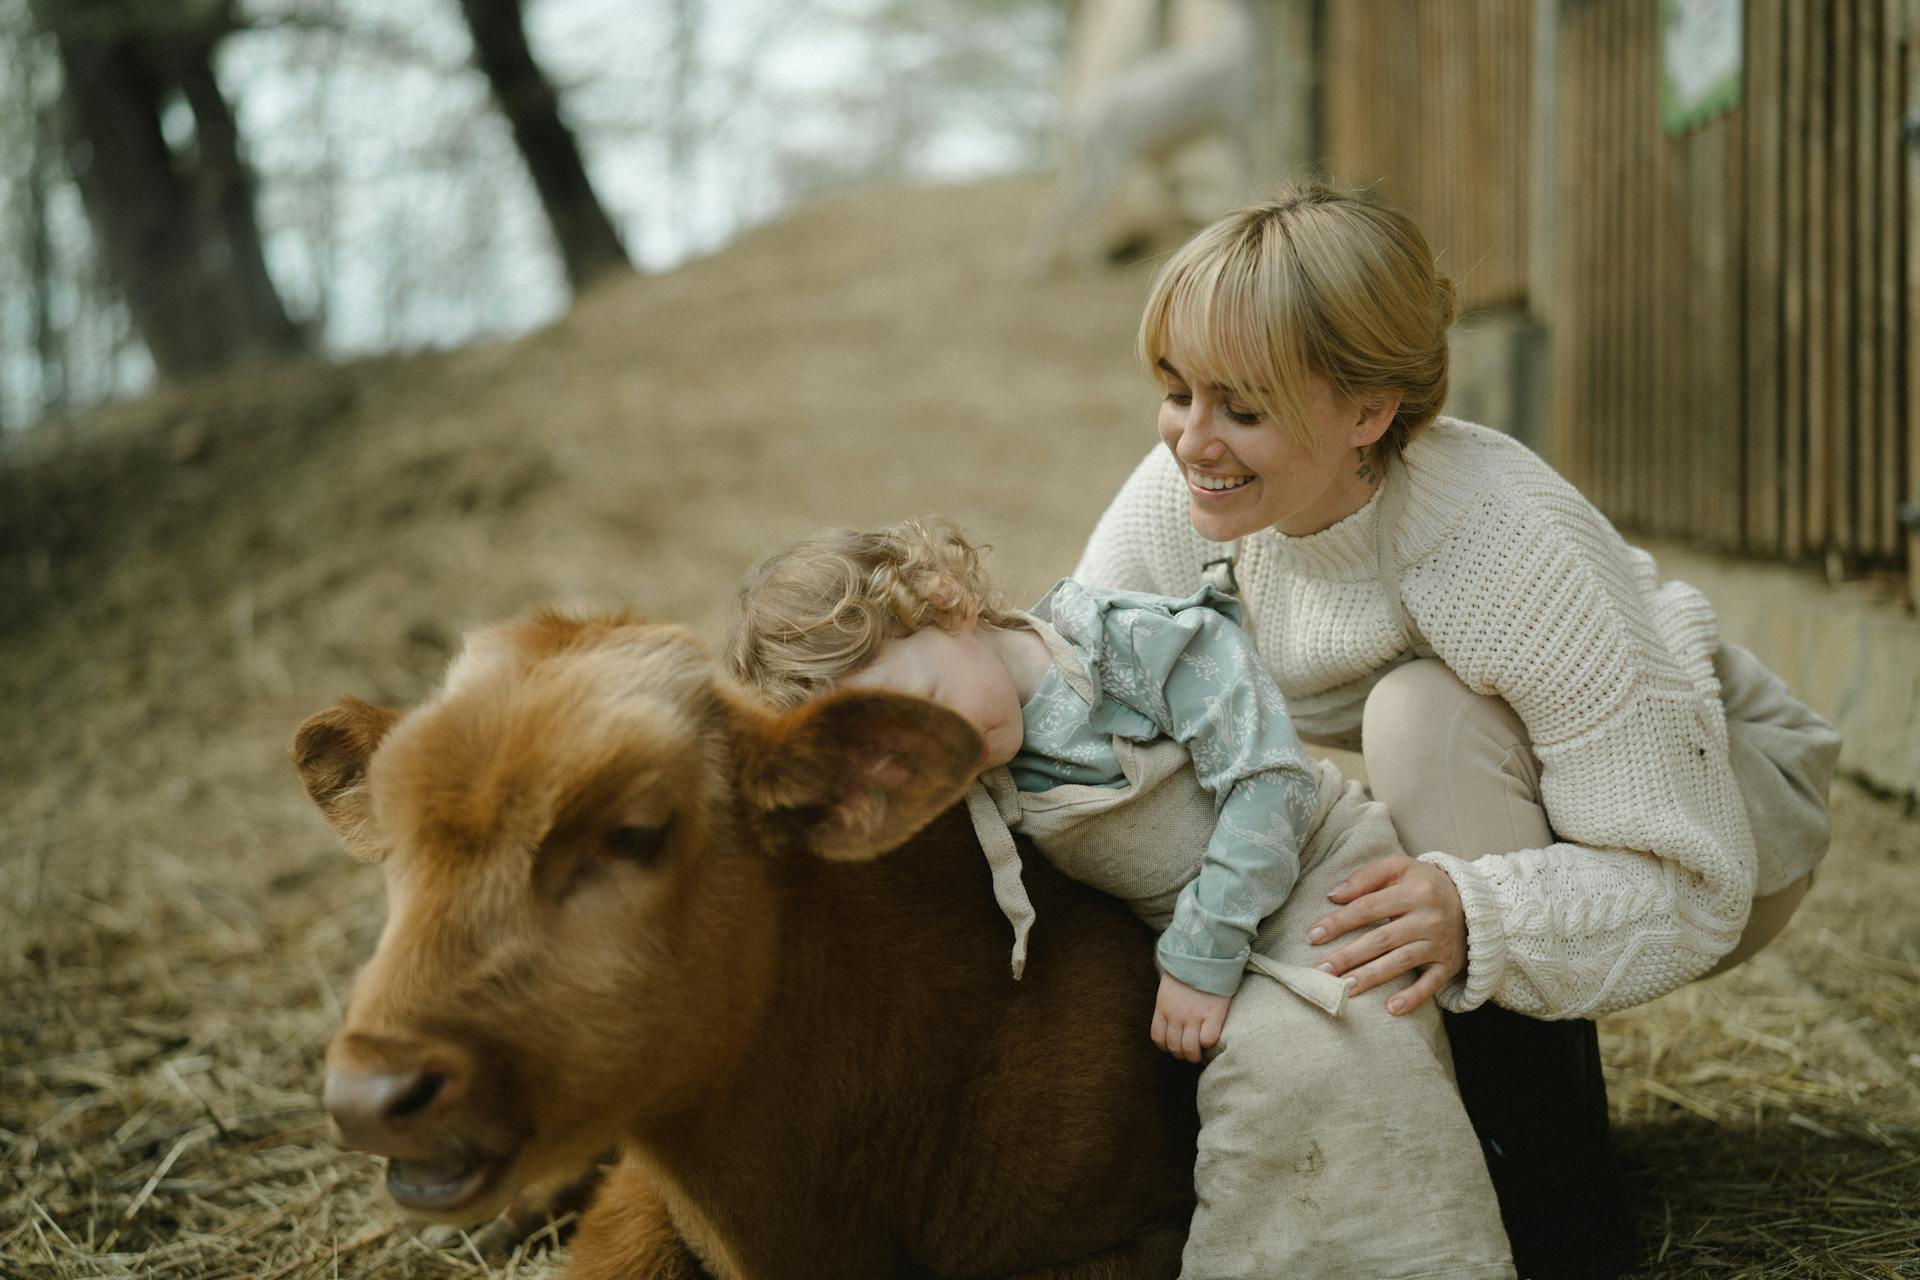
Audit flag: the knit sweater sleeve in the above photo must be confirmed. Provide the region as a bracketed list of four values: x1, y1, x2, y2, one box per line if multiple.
[1401, 472, 1758, 1019]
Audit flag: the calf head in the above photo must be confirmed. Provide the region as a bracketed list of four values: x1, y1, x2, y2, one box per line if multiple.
[295, 611, 980, 1223]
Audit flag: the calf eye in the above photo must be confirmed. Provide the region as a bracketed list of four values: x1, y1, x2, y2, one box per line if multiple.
[601, 823, 670, 868]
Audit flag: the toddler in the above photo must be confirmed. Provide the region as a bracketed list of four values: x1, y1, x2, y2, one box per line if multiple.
[727, 517, 1320, 1060]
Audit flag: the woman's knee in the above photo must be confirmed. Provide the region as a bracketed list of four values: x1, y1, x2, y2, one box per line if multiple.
[1363, 659, 1547, 859]
[1365, 661, 1501, 798]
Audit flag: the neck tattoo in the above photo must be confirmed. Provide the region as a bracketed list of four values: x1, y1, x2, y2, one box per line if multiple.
[1353, 447, 1377, 486]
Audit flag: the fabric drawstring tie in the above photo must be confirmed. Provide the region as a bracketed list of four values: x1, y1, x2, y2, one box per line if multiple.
[966, 770, 1037, 979]
[1245, 953, 1350, 1016]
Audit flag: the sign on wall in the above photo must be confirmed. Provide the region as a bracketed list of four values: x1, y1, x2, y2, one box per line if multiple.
[1660, 0, 1743, 135]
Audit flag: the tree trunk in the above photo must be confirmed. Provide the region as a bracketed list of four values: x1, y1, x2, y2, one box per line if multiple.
[28, 105, 67, 419]
[456, 0, 633, 291]
[42, 0, 304, 380]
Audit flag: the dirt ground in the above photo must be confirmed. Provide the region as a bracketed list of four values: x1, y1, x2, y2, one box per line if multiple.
[2, 179, 1916, 1279]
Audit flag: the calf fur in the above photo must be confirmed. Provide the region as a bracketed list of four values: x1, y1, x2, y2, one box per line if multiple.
[297, 611, 1198, 1279]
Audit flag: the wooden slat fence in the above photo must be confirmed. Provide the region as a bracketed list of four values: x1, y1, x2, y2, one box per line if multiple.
[1322, 0, 1535, 314]
[1551, 0, 1917, 588]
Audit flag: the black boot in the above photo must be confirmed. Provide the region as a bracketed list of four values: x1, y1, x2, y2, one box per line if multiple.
[1443, 1005, 1637, 1280]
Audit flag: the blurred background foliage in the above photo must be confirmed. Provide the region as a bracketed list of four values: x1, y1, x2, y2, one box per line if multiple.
[0, 0, 1064, 433]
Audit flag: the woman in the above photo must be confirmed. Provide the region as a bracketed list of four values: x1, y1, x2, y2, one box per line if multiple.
[1073, 182, 1838, 1278]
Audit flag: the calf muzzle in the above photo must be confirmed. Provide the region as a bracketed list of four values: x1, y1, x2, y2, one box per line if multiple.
[324, 1032, 521, 1220]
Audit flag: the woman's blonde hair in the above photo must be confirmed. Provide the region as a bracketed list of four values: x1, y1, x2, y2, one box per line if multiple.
[726, 517, 1016, 708]
[1139, 181, 1458, 464]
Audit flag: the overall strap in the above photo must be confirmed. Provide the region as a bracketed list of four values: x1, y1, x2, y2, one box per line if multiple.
[1198, 547, 1252, 648]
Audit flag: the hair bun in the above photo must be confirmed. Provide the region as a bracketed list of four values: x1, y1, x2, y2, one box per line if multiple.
[1435, 274, 1458, 330]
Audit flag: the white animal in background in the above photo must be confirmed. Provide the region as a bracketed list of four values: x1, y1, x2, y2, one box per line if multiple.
[1025, 0, 1268, 275]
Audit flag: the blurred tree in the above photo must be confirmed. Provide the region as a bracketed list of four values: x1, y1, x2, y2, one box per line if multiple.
[1, 5, 69, 428]
[455, 0, 632, 291]
[26, 90, 67, 420]
[663, 0, 699, 249]
[34, 0, 307, 379]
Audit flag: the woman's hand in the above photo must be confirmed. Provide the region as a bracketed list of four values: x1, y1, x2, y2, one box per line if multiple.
[1307, 853, 1466, 1015]
[1151, 973, 1231, 1062]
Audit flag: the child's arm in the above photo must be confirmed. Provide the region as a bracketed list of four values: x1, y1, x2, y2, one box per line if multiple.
[1110, 604, 1321, 1010]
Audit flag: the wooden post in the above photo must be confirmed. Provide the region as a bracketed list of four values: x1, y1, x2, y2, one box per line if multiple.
[1746, 0, 1784, 555]
[1896, 3, 1912, 606]
[1832, 0, 1858, 563]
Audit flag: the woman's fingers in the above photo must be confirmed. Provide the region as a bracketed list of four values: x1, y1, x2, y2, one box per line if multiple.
[1315, 916, 1415, 976]
[1325, 852, 1412, 904]
[1387, 964, 1451, 1015]
[1340, 940, 1433, 998]
[1308, 858, 1468, 1007]
[1150, 1008, 1169, 1053]
[1308, 883, 1408, 946]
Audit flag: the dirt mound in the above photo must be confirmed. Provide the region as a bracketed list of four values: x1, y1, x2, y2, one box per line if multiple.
[3, 179, 1915, 1278]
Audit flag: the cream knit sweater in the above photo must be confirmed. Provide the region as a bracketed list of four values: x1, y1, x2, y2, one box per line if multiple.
[1074, 418, 1758, 1020]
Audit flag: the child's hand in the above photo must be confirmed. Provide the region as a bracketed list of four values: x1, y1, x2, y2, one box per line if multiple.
[1150, 974, 1230, 1063]
[1307, 852, 1466, 1016]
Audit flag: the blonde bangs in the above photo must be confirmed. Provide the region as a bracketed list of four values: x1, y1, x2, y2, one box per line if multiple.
[1139, 184, 1457, 465]
[1139, 214, 1319, 447]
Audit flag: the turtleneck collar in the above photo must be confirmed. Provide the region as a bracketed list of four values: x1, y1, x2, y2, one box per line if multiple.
[1243, 419, 1494, 581]
[1250, 477, 1386, 580]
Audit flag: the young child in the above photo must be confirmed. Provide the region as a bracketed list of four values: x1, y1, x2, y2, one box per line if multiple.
[726, 516, 1321, 1062]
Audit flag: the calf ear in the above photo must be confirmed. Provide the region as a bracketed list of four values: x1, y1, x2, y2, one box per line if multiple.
[292, 697, 401, 861]
[739, 691, 982, 863]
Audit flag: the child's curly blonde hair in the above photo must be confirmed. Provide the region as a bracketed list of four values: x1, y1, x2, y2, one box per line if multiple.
[726, 517, 1018, 709]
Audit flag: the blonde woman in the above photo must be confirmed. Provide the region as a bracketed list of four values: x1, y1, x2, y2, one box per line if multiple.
[1076, 181, 1839, 1278]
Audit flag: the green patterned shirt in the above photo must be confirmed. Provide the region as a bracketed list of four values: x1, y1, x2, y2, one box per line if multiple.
[1010, 579, 1319, 997]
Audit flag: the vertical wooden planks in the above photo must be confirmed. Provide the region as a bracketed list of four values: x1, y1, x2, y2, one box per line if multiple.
[1654, 0, 1682, 537]
[1598, 0, 1623, 516]
[1879, 0, 1900, 557]
[1811, 4, 1836, 559]
[1855, 0, 1882, 558]
[1721, 81, 1746, 548]
[1635, 0, 1666, 537]
[1552, 0, 1587, 487]
[1896, 3, 1912, 606]
[1574, 0, 1601, 497]
[1747, 0, 1785, 554]
[1325, 3, 1357, 178]
[1319, 0, 1908, 585]
[1785, 0, 1810, 558]
[1632, 0, 1651, 531]
[1889, 0, 1904, 564]
[1716, 6, 1748, 548]
[1832, 0, 1858, 561]
[1320, 0, 1534, 316]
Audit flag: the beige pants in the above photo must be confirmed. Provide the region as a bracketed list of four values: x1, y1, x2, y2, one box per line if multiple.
[1360, 659, 1812, 984]
[1178, 765, 1516, 1280]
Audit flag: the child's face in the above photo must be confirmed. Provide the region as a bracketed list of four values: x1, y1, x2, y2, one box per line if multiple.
[841, 624, 1024, 771]
[1155, 341, 1379, 541]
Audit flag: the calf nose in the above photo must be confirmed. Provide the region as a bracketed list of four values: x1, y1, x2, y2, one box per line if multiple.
[324, 1067, 447, 1152]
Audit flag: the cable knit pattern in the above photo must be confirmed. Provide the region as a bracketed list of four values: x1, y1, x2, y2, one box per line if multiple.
[1074, 418, 1758, 1019]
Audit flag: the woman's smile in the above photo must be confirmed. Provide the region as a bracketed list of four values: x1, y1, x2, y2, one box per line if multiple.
[1188, 471, 1254, 495]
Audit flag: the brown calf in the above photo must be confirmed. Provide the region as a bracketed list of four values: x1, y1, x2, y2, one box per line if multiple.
[296, 612, 1198, 1279]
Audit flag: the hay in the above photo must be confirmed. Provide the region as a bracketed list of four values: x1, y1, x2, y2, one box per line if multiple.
[1597, 775, 1920, 1278]
[3, 180, 1916, 1278]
